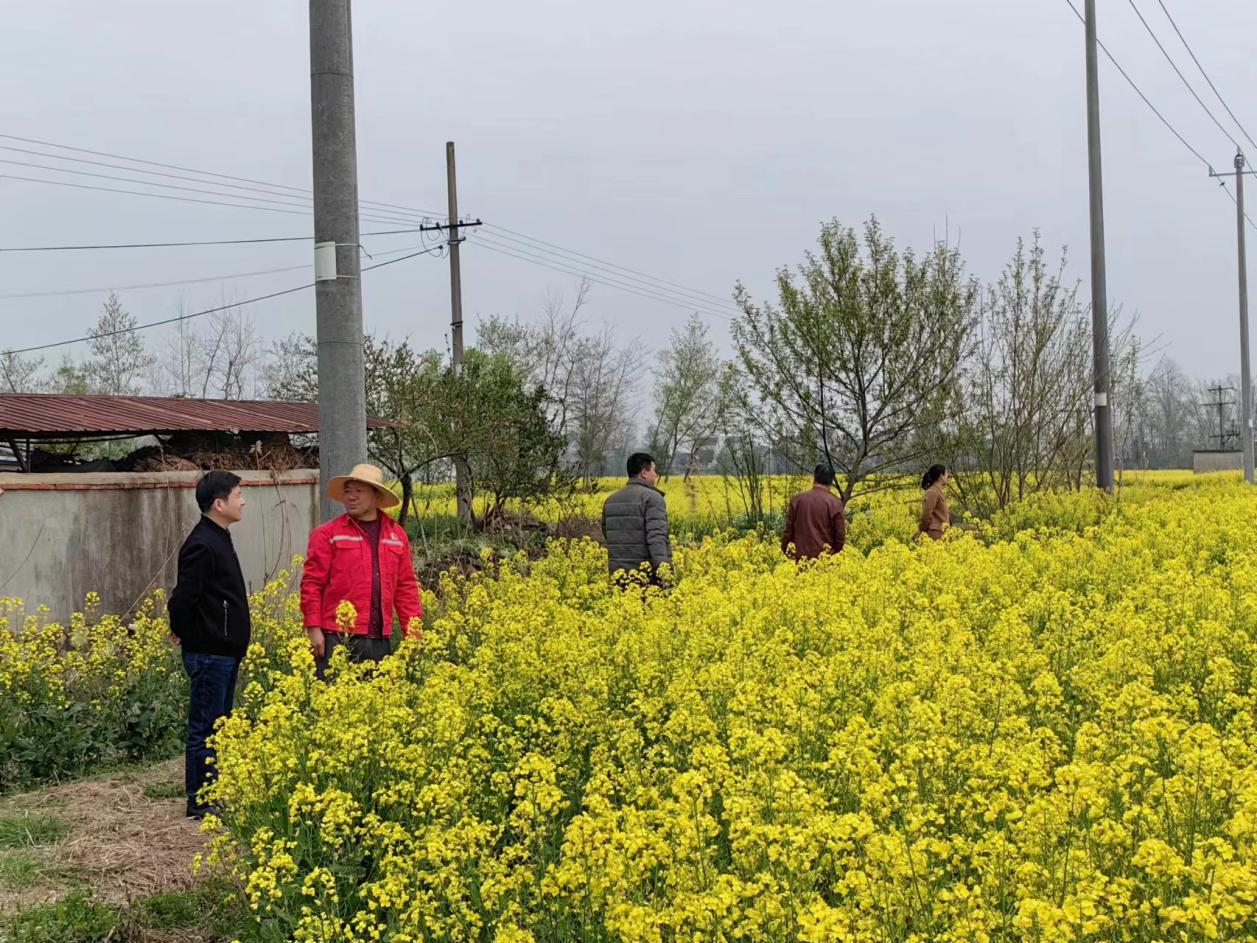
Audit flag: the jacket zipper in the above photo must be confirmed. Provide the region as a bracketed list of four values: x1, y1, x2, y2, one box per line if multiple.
[222, 600, 229, 638]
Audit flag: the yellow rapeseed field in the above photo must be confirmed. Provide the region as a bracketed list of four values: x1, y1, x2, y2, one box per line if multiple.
[188, 474, 1256, 942]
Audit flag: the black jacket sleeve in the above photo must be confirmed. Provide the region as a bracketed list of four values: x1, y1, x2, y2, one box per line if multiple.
[168, 539, 210, 638]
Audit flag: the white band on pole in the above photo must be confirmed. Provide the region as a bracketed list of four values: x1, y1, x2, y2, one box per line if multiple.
[314, 242, 337, 281]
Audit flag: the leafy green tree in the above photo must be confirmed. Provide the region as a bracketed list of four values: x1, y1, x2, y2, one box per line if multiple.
[733, 217, 977, 501]
[267, 335, 565, 527]
[439, 350, 567, 523]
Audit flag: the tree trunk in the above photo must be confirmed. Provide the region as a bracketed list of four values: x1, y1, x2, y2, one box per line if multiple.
[398, 475, 414, 527]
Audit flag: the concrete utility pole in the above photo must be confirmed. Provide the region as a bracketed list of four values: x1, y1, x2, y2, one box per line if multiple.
[446, 142, 473, 523]
[1208, 154, 1255, 482]
[1084, 0, 1115, 491]
[309, 0, 367, 521]
[1236, 151, 1254, 484]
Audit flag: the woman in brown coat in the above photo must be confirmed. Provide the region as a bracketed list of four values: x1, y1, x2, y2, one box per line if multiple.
[918, 463, 950, 540]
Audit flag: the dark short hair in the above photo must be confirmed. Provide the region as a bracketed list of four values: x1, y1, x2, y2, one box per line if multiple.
[627, 452, 656, 478]
[921, 463, 947, 490]
[196, 470, 242, 513]
[813, 464, 836, 487]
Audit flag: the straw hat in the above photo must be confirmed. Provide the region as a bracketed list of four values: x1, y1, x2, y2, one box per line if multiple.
[327, 463, 401, 509]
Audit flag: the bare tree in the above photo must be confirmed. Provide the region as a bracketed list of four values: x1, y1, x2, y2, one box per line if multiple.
[1142, 358, 1195, 468]
[199, 302, 264, 399]
[159, 300, 264, 399]
[0, 351, 45, 393]
[477, 279, 644, 484]
[567, 326, 645, 486]
[264, 333, 319, 402]
[477, 278, 589, 434]
[86, 294, 155, 395]
[948, 236, 1140, 509]
[646, 314, 728, 480]
[160, 303, 200, 397]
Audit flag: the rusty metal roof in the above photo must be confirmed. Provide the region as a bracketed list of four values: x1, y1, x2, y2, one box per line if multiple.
[0, 394, 391, 437]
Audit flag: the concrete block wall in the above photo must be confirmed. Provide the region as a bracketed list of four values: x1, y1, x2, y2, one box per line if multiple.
[1192, 451, 1243, 474]
[0, 470, 318, 622]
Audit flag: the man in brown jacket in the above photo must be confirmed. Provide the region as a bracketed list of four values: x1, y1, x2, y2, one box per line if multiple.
[782, 464, 847, 559]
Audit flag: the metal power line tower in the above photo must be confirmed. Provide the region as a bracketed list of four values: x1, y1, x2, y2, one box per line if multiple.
[1083, 0, 1115, 491]
[309, 0, 367, 519]
[1203, 384, 1239, 450]
[1210, 151, 1255, 483]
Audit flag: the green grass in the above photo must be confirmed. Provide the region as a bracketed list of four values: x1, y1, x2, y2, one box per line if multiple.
[141, 780, 185, 801]
[2, 879, 252, 943]
[2, 889, 121, 943]
[0, 814, 68, 850]
[135, 878, 250, 936]
[0, 851, 46, 891]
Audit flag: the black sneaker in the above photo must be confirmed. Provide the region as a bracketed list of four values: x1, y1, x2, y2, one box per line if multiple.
[186, 804, 214, 820]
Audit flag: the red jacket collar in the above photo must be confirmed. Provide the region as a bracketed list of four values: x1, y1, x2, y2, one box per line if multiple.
[331, 512, 397, 534]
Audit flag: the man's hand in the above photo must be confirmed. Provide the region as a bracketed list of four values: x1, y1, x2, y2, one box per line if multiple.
[169, 634, 181, 647]
[306, 627, 325, 659]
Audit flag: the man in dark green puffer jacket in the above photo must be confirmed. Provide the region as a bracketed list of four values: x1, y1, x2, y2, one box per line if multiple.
[601, 452, 673, 585]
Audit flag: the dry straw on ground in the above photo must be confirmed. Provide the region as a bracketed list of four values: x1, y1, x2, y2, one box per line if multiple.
[0, 758, 204, 915]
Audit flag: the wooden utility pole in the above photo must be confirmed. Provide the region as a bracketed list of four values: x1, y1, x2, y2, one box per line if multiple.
[446, 142, 473, 522]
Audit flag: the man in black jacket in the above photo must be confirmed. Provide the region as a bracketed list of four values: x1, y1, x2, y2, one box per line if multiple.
[168, 471, 250, 819]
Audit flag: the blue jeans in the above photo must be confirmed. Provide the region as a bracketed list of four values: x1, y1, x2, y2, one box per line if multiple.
[183, 652, 240, 811]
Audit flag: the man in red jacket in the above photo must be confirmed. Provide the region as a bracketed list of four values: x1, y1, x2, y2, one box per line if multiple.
[300, 463, 423, 677]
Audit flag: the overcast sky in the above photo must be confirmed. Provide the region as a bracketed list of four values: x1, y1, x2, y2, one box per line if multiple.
[2, 0, 1255, 384]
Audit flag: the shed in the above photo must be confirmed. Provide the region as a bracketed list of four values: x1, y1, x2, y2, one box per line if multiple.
[0, 394, 391, 472]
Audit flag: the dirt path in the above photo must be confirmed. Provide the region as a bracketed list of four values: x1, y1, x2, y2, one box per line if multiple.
[0, 758, 206, 916]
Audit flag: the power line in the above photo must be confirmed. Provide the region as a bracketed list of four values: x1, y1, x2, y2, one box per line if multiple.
[0, 159, 430, 229]
[0, 263, 308, 300]
[1217, 178, 1257, 232]
[0, 133, 740, 314]
[1061, 0, 1212, 170]
[1154, 0, 1257, 153]
[474, 232, 735, 318]
[3, 245, 444, 355]
[1123, 0, 1237, 149]
[1, 173, 313, 216]
[2, 161, 743, 311]
[482, 222, 740, 311]
[0, 242, 435, 300]
[471, 233, 736, 321]
[362, 243, 446, 265]
[0, 132, 446, 219]
[0, 133, 316, 194]
[0, 157, 322, 210]
[5, 283, 315, 355]
[1060, 0, 1257, 238]
[0, 226, 427, 253]
[1, 234, 312, 252]
[0, 173, 421, 227]
[0, 143, 325, 207]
